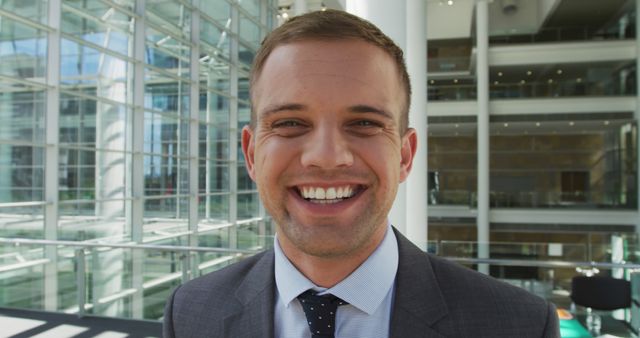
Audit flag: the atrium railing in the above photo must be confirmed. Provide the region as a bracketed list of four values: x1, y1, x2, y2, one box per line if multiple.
[1, 237, 639, 337]
[428, 190, 637, 210]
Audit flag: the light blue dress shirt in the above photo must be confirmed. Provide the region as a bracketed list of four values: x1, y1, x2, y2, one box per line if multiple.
[274, 225, 399, 338]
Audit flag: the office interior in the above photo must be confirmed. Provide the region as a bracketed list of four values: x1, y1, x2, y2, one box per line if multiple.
[0, 0, 638, 337]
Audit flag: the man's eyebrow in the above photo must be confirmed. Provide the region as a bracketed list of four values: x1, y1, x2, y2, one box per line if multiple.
[260, 103, 307, 118]
[348, 105, 394, 120]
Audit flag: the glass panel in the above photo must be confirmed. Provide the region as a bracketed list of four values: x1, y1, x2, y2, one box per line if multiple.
[1, 0, 48, 24]
[144, 68, 190, 116]
[0, 91, 45, 143]
[199, 87, 231, 123]
[238, 42, 255, 69]
[199, 123, 229, 160]
[0, 205, 43, 238]
[200, 0, 231, 25]
[145, 26, 191, 77]
[0, 145, 44, 203]
[144, 112, 189, 157]
[58, 200, 127, 241]
[199, 49, 231, 93]
[238, 162, 255, 191]
[237, 192, 258, 219]
[237, 221, 260, 250]
[489, 119, 637, 209]
[60, 39, 132, 104]
[239, 14, 260, 48]
[60, 94, 130, 151]
[143, 197, 189, 241]
[0, 17, 47, 82]
[199, 160, 229, 193]
[146, 0, 191, 40]
[61, 6, 133, 57]
[198, 193, 229, 222]
[238, 0, 260, 19]
[63, 0, 135, 16]
[200, 18, 230, 60]
[144, 154, 188, 197]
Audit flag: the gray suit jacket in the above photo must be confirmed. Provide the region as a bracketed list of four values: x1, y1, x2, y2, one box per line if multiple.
[163, 229, 560, 337]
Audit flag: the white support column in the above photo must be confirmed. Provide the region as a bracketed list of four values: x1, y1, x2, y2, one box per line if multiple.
[129, 0, 146, 317]
[476, 0, 490, 274]
[229, 4, 239, 249]
[44, 0, 61, 311]
[347, 0, 428, 247]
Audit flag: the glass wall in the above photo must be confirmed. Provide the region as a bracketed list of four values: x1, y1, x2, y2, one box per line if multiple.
[0, 0, 276, 320]
[427, 0, 638, 211]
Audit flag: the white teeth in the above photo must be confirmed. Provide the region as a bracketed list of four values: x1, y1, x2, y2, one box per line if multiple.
[326, 188, 336, 199]
[306, 187, 315, 199]
[300, 186, 357, 200]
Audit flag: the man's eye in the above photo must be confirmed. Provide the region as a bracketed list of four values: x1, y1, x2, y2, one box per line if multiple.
[353, 120, 382, 128]
[273, 120, 303, 128]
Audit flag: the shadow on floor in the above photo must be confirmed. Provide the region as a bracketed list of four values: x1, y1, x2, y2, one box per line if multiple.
[0, 307, 161, 338]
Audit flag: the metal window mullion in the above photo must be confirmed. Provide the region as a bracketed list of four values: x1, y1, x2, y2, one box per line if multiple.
[228, 4, 239, 250]
[257, 0, 271, 249]
[188, 9, 200, 252]
[43, 0, 61, 312]
[130, 0, 146, 319]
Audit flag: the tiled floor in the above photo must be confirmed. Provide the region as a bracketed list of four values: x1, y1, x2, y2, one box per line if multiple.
[0, 308, 161, 338]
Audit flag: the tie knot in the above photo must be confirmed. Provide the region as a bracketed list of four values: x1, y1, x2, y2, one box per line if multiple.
[297, 290, 348, 306]
[297, 290, 348, 338]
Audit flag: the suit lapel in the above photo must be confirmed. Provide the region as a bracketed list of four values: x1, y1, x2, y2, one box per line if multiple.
[390, 229, 449, 338]
[222, 251, 276, 338]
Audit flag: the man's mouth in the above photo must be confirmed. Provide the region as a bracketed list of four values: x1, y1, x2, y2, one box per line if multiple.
[295, 185, 364, 204]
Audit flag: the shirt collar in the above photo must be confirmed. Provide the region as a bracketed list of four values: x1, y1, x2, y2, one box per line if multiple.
[274, 223, 398, 315]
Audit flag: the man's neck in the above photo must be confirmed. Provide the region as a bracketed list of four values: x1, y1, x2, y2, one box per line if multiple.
[277, 226, 387, 288]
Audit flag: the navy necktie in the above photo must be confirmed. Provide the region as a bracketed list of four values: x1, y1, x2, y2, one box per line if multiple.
[297, 290, 348, 338]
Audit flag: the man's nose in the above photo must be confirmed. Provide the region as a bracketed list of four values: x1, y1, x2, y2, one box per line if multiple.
[300, 125, 354, 169]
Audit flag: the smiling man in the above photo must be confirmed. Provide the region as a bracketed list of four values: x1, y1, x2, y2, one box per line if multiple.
[163, 10, 560, 338]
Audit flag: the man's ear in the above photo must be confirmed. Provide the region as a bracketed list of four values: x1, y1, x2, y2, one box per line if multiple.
[241, 125, 257, 181]
[399, 128, 418, 183]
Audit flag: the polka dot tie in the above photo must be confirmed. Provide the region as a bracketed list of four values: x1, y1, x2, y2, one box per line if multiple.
[297, 290, 348, 338]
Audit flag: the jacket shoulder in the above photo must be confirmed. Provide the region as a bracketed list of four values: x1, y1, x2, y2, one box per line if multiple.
[163, 250, 275, 338]
[426, 253, 558, 337]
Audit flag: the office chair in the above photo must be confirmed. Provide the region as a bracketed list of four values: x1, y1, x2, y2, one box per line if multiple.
[570, 275, 631, 335]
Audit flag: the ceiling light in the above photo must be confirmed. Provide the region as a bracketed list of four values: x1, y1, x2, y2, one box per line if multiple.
[576, 78, 582, 83]
[498, 72, 503, 77]
[455, 124, 459, 128]
[520, 80, 525, 84]
[526, 70, 532, 76]
[430, 80, 435, 84]
[282, 12, 289, 19]
[447, 0, 454, 5]
[535, 122, 541, 127]
[556, 69, 563, 75]
[453, 79, 459, 83]
[547, 79, 553, 84]
[604, 120, 610, 125]
[569, 121, 574, 126]
[321, 3, 327, 11]
[503, 123, 509, 127]
[494, 81, 499, 85]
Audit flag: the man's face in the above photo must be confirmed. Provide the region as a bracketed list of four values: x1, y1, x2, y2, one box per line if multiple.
[242, 39, 416, 259]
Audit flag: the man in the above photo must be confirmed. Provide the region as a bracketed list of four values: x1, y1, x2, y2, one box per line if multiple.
[163, 10, 560, 338]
